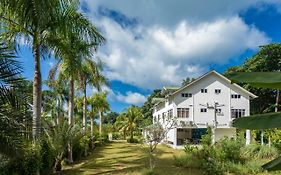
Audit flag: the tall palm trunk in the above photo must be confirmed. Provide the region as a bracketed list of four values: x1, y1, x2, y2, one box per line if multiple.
[82, 82, 87, 134]
[68, 78, 74, 125]
[275, 90, 279, 112]
[68, 77, 74, 163]
[91, 104, 94, 137]
[99, 111, 102, 135]
[32, 39, 42, 140]
[56, 97, 60, 125]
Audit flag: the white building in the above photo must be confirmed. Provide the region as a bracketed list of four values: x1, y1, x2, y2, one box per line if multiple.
[152, 70, 257, 148]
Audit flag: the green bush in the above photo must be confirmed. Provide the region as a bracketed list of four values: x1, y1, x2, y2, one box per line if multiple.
[40, 139, 56, 175]
[241, 143, 260, 159]
[183, 144, 199, 154]
[200, 127, 212, 146]
[22, 143, 42, 175]
[72, 134, 92, 161]
[173, 155, 201, 168]
[127, 138, 139, 143]
[199, 146, 225, 175]
[257, 145, 279, 159]
[217, 137, 244, 163]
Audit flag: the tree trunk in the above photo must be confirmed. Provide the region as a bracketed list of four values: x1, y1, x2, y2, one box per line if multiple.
[32, 40, 42, 140]
[83, 83, 87, 135]
[68, 78, 74, 126]
[99, 111, 102, 135]
[275, 90, 279, 112]
[91, 117, 94, 137]
[56, 97, 60, 125]
[68, 77, 74, 163]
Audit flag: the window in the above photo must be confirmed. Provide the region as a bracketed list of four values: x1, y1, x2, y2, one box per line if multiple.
[215, 108, 222, 113]
[215, 89, 221, 94]
[168, 109, 173, 119]
[162, 113, 165, 122]
[231, 94, 241, 99]
[181, 93, 192, 97]
[177, 108, 189, 118]
[157, 115, 160, 122]
[200, 108, 207, 112]
[231, 109, 245, 119]
[201, 89, 207, 93]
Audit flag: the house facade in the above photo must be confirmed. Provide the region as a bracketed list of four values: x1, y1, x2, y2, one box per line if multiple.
[152, 70, 257, 148]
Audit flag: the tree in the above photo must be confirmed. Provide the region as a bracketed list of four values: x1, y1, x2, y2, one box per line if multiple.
[0, 0, 105, 140]
[78, 59, 108, 134]
[44, 118, 83, 172]
[141, 89, 164, 127]
[116, 106, 143, 142]
[0, 43, 26, 158]
[91, 92, 110, 135]
[143, 119, 176, 170]
[104, 111, 119, 125]
[181, 77, 196, 86]
[229, 71, 281, 171]
[0, 0, 67, 140]
[225, 44, 281, 114]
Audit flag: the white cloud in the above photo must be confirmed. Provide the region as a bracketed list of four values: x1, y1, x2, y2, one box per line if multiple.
[82, 0, 281, 26]
[93, 16, 269, 89]
[115, 91, 147, 105]
[81, 0, 272, 90]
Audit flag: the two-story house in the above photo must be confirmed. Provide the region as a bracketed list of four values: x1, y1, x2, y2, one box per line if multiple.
[152, 70, 257, 148]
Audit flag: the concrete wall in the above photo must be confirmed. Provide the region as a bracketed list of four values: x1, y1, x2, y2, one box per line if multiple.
[215, 128, 236, 141]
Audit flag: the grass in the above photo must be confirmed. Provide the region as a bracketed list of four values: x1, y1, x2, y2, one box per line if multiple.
[61, 140, 202, 175]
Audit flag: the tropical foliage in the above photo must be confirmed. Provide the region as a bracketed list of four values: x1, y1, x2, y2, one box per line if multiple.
[227, 43, 281, 171]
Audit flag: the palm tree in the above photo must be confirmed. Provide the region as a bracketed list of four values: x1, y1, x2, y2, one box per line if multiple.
[0, 0, 105, 140]
[0, 0, 64, 140]
[88, 97, 98, 138]
[91, 92, 110, 135]
[49, 32, 104, 162]
[0, 43, 26, 158]
[121, 106, 143, 141]
[115, 113, 128, 139]
[45, 80, 69, 124]
[78, 59, 109, 134]
[44, 118, 83, 172]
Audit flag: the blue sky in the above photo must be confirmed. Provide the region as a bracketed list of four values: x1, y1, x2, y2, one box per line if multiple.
[18, 1, 281, 112]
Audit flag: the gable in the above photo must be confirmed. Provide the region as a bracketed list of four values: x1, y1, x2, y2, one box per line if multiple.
[169, 70, 257, 99]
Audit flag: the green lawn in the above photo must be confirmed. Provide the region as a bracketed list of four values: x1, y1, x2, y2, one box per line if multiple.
[62, 141, 202, 175]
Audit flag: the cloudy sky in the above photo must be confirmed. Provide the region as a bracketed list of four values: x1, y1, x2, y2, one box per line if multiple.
[20, 1, 281, 112]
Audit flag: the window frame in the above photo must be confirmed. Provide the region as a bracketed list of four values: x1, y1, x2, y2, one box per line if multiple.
[215, 89, 221, 94]
[200, 108, 207, 112]
[201, 89, 207, 93]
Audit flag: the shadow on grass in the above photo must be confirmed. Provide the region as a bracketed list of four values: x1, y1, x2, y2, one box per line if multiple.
[61, 141, 202, 175]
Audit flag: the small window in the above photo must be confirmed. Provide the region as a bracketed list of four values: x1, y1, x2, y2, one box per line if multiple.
[231, 94, 241, 99]
[200, 108, 207, 112]
[215, 108, 222, 113]
[181, 93, 192, 98]
[201, 89, 207, 93]
[215, 89, 221, 94]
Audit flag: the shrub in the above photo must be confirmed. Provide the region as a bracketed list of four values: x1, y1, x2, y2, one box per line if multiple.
[40, 139, 56, 175]
[22, 143, 42, 175]
[257, 145, 279, 159]
[217, 137, 244, 163]
[200, 127, 212, 146]
[173, 155, 201, 168]
[127, 138, 139, 143]
[183, 144, 199, 154]
[199, 146, 225, 175]
[241, 143, 260, 159]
